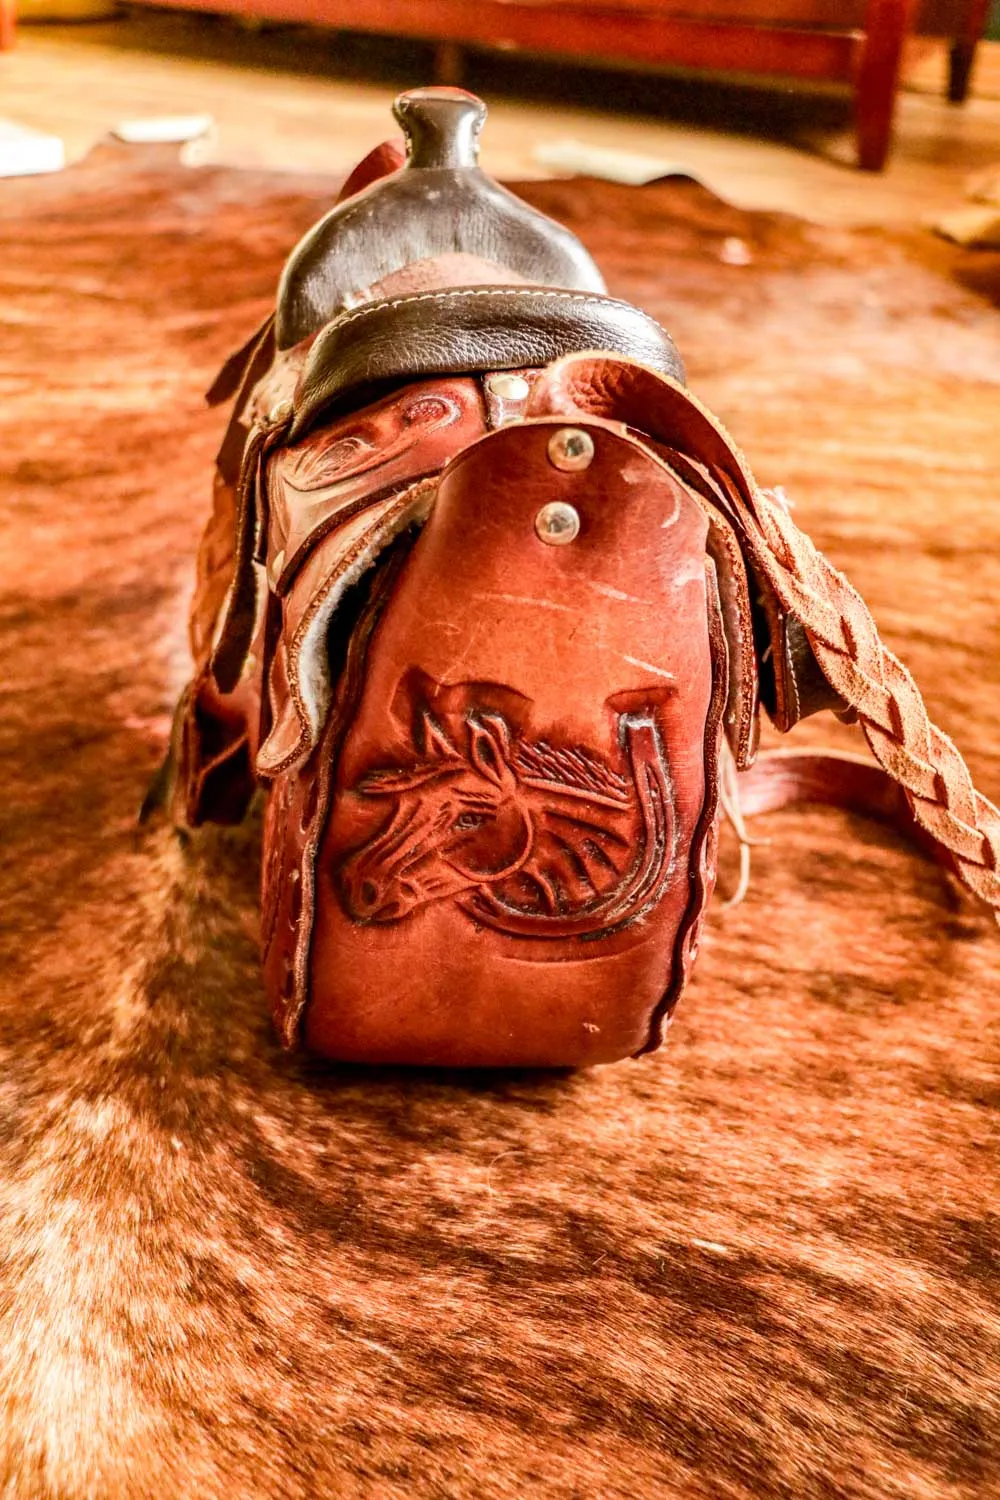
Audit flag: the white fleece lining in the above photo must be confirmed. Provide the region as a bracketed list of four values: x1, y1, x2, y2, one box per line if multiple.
[292, 481, 437, 757]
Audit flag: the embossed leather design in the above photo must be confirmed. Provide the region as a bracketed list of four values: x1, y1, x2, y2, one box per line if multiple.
[296, 422, 725, 1066]
[267, 377, 487, 591]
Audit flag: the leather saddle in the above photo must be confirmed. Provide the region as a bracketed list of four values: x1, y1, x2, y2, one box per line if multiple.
[157, 87, 1000, 1068]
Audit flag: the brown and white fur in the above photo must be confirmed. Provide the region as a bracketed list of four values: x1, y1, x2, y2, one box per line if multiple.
[1, 140, 999, 1499]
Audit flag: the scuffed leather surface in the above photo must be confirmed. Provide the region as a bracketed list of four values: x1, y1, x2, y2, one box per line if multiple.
[304, 421, 723, 1066]
[183, 377, 486, 817]
[528, 357, 847, 733]
[773, 611, 852, 726]
[291, 285, 685, 437]
[256, 478, 436, 777]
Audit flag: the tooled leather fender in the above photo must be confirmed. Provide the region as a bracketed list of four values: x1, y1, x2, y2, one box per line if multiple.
[262, 420, 726, 1066]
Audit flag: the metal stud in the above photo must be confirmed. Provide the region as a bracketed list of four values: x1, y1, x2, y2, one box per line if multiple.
[485, 371, 531, 430]
[486, 373, 531, 402]
[269, 399, 293, 426]
[547, 427, 594, 472]
[535, 501, 580, 546]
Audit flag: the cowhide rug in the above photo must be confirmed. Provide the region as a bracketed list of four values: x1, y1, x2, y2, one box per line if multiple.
[2, 139, 998, 1500]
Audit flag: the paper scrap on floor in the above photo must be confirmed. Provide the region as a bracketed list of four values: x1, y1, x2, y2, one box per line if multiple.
[113, 115, 214, 145]
[0, 121, 65, 178]
[533, 139, 708, 187]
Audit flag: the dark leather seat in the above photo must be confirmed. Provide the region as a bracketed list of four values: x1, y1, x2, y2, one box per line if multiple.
[276, 88, 608, 349]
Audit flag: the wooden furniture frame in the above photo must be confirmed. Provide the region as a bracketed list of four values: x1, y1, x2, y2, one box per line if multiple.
[943, 0, 992, 100]
[2, 1, 991, 169]
[0, 0, 15, 52]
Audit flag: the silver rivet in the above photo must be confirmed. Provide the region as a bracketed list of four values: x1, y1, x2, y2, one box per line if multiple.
[268, 548, 285, 588]
[269, 399, 293, 426]
[535, 501, 580, 546]
[547, 427, 594, 472]
[487, 373, 530, 401]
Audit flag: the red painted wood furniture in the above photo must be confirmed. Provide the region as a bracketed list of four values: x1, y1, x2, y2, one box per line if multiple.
[0, 0, 15, 51]
[5, 1, 990, 168]
[926, 0, 993, 100]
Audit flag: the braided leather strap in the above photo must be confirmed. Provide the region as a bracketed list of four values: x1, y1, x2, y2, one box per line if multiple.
[747, 488, 1000, 916]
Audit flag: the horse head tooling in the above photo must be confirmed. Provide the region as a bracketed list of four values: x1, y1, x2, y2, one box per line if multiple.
[335, 672, 675, 939]
[160, 85, 1000, 1068]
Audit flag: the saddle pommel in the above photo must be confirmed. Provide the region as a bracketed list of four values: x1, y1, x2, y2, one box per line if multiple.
[392, 87, 486, 170]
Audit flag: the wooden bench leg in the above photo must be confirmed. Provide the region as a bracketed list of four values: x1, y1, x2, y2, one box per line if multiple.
[948, 0, 990, 103]
[854, 0, 917, 171]
[0, 0, 15, 51]
[950, 40, 977, 101]
[434, 41, 464, 87]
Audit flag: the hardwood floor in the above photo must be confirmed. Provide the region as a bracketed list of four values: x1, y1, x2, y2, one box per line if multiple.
[2, 9, 999, 225]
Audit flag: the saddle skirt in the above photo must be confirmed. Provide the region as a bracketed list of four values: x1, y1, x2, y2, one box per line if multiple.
[162, 87, 1000, 1068]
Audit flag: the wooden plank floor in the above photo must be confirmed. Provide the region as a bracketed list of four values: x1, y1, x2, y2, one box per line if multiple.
[2, 10, 999, 225]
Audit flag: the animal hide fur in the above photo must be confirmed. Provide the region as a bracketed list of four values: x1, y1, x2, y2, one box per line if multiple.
[1, 140, 999, 1500]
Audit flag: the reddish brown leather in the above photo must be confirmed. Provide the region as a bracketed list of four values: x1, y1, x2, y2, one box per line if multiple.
[738, 748, 916, 823]
[262, 540, 411, 1042]
[736, 748, 947, 869]
[296, 421, 726, 1066]
[256, 480, 436, 777]
[528, 356, 851, 733]
[265, 377, 486, 591]
[336, 138, 406, 202]
[173, 350, 995, 1061]
[174, 377, 487, 826]
[531, 355, 1000, 918]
